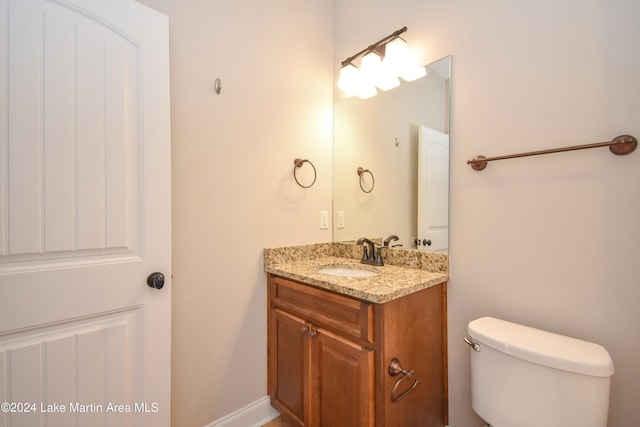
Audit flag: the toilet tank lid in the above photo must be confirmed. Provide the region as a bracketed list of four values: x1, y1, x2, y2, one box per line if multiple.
[468, 317, 614, 377]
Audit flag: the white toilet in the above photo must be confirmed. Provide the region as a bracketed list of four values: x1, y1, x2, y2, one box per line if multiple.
[466, 316, 614, 427]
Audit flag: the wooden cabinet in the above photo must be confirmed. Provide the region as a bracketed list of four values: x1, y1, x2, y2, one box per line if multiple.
[267, 274, 447, 427]
[270, 308, 308, 424]
[311, 326, 374, 426]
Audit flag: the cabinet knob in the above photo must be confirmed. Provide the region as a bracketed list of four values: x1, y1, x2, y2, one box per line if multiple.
[300, 325, 317, 337]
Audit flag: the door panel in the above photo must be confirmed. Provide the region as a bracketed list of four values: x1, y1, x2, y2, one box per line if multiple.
[312, 329, 374, 427]
[0, 309, 140, 427]
[0, 0, 171, 426]
[2, 0, 142, 266]
[270, 308, 307, 426]
[417, 126, 449, 252]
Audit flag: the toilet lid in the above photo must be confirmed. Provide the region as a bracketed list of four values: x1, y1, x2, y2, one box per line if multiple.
[468, 317, 614, 377]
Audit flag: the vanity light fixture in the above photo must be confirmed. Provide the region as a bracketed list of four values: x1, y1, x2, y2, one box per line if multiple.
[337, 26, 426, 99]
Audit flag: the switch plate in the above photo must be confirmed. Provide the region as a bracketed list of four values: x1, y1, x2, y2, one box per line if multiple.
[320, 211, 329, 229]
[337, 211, 345, 229]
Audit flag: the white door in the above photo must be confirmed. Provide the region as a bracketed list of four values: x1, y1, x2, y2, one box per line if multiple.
[0, 1, 171, 426]
[417, 127, 449, 252]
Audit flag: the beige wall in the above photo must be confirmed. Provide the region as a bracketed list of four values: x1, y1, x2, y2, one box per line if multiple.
[335, 0, 640, 426]
[137, 1, 333, 425]
[138, 0, 640, 426]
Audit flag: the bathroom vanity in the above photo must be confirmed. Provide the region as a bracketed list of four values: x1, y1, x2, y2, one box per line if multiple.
[265, 243, 448, 427]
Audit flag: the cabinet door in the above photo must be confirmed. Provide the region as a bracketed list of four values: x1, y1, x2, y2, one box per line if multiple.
[270, 308, 309, 426]
[311, 328, 374, 427]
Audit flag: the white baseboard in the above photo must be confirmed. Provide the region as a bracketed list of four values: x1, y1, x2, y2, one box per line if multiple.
[206, 396, 280, 427]
[204, 399, 454, 427]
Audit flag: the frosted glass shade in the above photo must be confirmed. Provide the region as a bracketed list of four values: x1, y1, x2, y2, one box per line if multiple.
[336, 34, 425, 98]
[376, 74, 400, 91]
[384, 38, 427, 82]
[400, 65, 427, 82]
[382, 37, 409, 75]
[362, 50, 399, 91]
[360, 51, 382, 84]
[337, 63, 359, 96]
[338, 61, 377, 98]
[354, 84, 377, 99]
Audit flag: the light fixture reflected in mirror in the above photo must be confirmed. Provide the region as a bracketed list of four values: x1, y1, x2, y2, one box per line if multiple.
[337, 26, 426, 99]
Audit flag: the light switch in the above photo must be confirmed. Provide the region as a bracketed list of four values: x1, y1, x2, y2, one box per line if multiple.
[337, 211, 345, 229]
[320, 211, 329, 229]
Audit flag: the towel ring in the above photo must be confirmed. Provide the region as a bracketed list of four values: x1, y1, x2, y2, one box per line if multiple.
[357, 167, 375, 193]
[293, 158, 317, 188]
[388, 358, 419, 403]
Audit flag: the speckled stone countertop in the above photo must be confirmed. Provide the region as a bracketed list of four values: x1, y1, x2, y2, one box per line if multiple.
[264, 242, 448, 304]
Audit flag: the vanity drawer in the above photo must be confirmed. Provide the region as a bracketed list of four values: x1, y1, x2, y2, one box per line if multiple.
[269, 275, 374, 343]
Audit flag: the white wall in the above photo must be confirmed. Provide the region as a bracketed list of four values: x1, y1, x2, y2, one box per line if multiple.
[136, 1, 333, 426]
[335, 0, 640, 426]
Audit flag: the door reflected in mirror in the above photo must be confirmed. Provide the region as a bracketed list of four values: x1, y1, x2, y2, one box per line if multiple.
[333, 56, 450, 252]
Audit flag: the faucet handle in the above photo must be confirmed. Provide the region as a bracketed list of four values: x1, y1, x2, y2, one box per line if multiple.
[384, 235, 400, 247]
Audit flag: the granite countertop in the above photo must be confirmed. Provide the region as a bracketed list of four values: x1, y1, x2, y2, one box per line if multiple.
[264, 243, 448, 304]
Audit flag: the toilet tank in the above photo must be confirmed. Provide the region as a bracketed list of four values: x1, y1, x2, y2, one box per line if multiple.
[467, 317, 614, 427]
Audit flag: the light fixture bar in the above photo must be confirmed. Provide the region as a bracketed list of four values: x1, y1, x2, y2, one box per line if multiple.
[340, 26, 408, 67]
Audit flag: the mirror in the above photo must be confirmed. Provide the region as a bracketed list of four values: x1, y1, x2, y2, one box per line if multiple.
[333, 56, 451, 252]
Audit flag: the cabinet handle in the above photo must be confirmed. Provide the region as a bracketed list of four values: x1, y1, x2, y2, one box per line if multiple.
[300, 325, 318, 337]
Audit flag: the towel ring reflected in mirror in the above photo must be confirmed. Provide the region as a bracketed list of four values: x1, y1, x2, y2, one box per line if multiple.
[357, 167, 375, 193]
[293, 158, 317, 188]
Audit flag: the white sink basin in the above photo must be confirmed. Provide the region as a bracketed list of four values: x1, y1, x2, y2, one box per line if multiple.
[316, 266, 378, 278]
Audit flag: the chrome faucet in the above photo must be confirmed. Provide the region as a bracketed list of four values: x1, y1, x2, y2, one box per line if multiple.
[357, 238, 384, 266]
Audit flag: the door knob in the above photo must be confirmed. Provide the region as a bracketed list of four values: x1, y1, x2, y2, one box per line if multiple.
[147, 272, 165, 289]
[423, 239, 432, 246]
